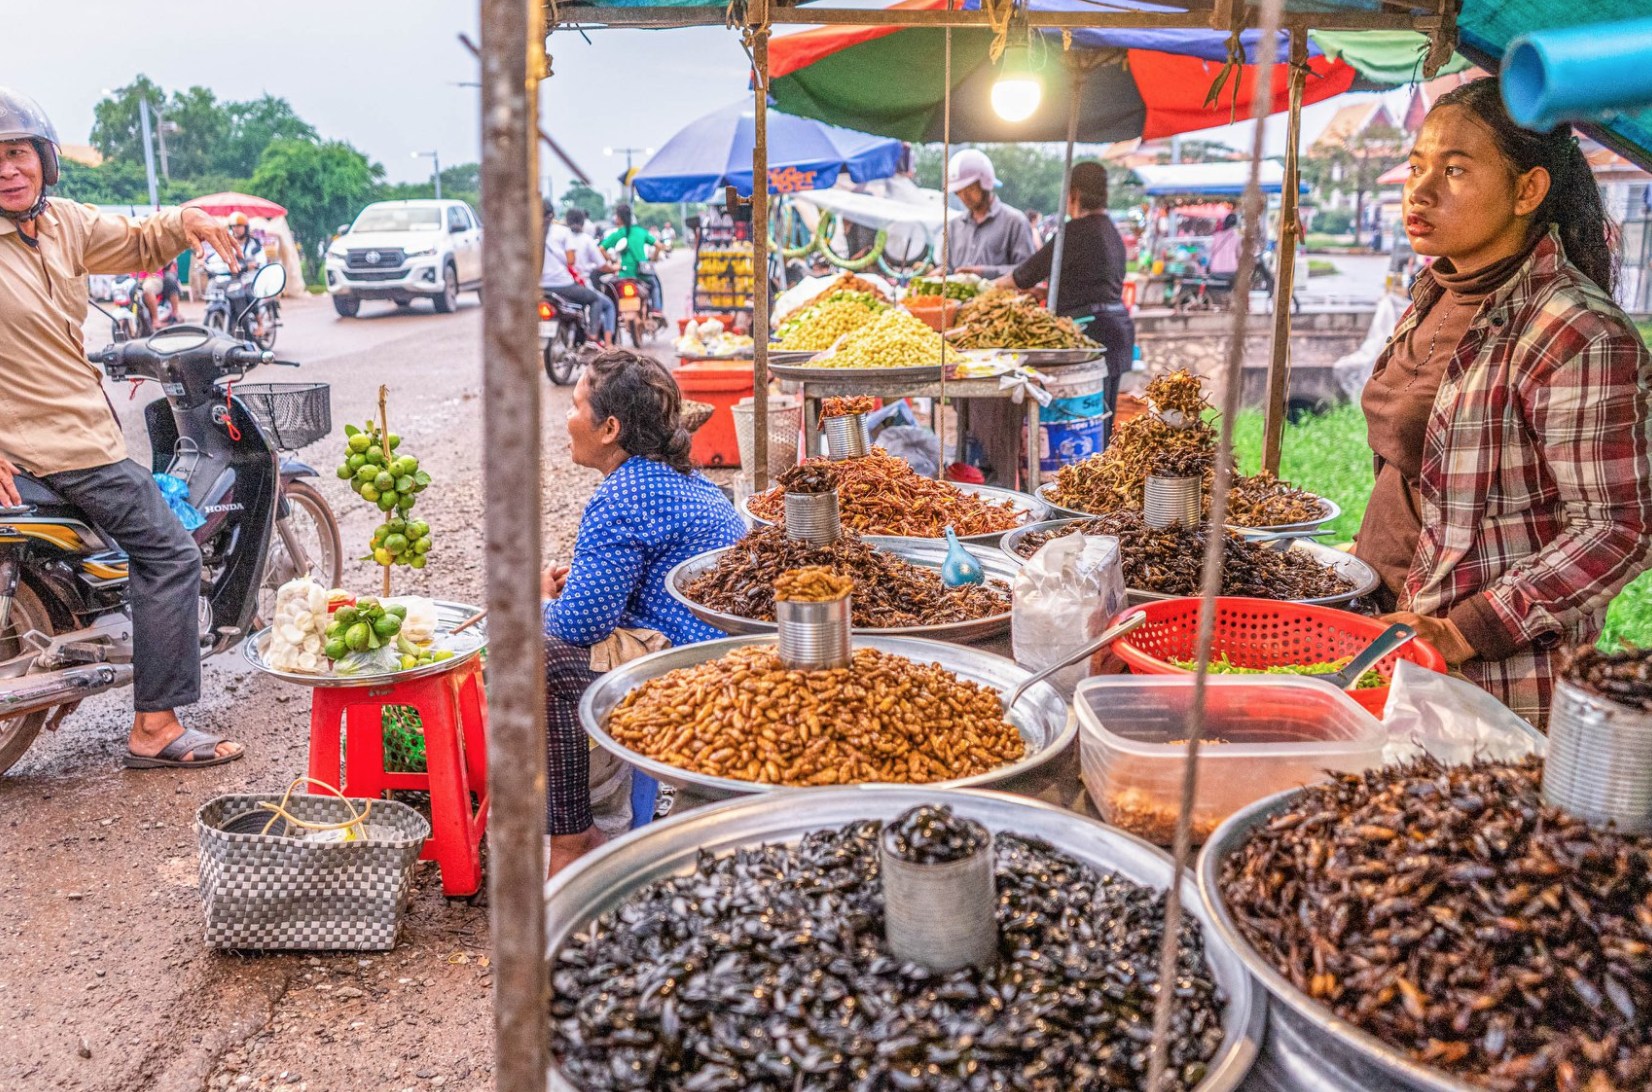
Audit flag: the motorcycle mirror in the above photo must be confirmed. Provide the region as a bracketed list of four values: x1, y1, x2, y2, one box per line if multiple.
[251, 263, 287, 300]
[87, 296, 122, 341]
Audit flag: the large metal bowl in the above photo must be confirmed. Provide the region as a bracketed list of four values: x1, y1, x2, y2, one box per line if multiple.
[1199, 791, 1477, 1092]
[579, 634, 1072, 801]
[1034, 480, 1097, 520]
[740, 481, 1047, 546]
[545, 786, 1264, 1092]
[999, 520, 1378, 608]
[1229, 496, 1342, 537]
[666, 538, 1017, 643]
[242, 599, 487, 688]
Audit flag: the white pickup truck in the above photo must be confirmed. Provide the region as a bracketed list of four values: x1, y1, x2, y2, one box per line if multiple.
[324, 199, 483, 317]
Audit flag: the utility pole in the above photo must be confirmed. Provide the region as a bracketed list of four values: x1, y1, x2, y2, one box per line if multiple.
[413, 151, 443, 199]
[137, 98, 159, 208]
[152, 101, 172, 181]
[605, 145, 651, 203]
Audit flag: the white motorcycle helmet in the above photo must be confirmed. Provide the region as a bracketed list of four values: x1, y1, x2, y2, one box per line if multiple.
[0, 87, 61, 211]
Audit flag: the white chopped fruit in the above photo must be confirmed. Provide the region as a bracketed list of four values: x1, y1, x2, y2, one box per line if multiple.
[296, 651, 319, 672]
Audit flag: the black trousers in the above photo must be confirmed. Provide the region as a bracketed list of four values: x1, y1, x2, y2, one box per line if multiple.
[1084, 310, 1135, 450]
[42, 460, 202, 712]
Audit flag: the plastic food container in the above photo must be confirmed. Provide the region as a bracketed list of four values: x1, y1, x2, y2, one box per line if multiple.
[1075, 675, 1385, 845]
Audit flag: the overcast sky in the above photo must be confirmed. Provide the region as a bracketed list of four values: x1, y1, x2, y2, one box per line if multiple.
[13, 0, 1381, 200]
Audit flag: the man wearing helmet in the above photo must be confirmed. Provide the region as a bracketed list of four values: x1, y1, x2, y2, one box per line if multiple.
[0, 87, 248, 768]
[223, 211, 264, 268]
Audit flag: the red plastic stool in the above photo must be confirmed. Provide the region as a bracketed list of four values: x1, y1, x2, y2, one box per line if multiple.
[306, 657, 489, 897]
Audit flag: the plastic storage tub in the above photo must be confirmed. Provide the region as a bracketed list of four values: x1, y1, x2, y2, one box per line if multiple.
[675, 363, 754, 468]
[1075, 675, 1385, 846]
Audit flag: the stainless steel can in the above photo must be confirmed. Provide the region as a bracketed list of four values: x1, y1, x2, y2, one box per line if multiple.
[784, 489, 842, 546]
[1144, 474, 1202, 529]
[823, 412, 871, 460]
[775, 596, 852, 670]
[1543, 680, 1652, 833]
[880, 827, 998, 974]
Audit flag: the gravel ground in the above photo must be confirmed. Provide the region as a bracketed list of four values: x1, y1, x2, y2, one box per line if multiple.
[0, 255, 705, 1091]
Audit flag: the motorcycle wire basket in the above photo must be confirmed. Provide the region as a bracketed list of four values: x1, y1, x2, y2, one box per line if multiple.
[231, 383, 333, 451]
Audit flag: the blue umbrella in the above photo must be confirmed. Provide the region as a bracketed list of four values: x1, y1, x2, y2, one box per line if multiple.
[631, 101, 905, 203]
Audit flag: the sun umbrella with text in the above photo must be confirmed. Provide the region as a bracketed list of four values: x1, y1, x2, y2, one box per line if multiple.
[182, 191, 289, 220]
[631, 101, 906, 203]
[768, 0, 1358, 144]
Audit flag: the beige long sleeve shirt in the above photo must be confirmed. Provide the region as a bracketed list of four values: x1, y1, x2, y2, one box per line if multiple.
[0, 198, 192, 475]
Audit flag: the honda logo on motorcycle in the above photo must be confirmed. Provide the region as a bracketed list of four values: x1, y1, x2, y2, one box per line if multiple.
[202, 502, 244, 514]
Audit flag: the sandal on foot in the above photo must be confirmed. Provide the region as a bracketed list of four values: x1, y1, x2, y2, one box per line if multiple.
[124, 727, 243, 769]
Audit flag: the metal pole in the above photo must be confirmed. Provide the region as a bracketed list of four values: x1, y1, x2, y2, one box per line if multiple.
[480, 0, 548, 1089]
[137, 98, 159, 209]
[1045, 66, 1081, 316]
[1261, 30, 1308, 476]
[153, 105, 171, 182]
[748, 0, 773, 490]
[435, 150, 443, 200]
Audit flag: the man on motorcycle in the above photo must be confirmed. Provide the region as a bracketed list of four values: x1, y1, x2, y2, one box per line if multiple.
[134, 258, 183, 333]
[542, 207, 615, 347]
[0, 86, 247, 768]
[225, 212, 265, 268]
[601, 203, 666, 319]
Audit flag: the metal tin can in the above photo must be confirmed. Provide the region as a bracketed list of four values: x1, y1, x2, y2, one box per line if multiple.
[880, 827, 998, 973]
[784, 489, 842, 546]
[1144, 474, 1202, 529]
[775, 596, 852, 670]
[1543, 680, 1652, 833]
[823, 412, 871, 460]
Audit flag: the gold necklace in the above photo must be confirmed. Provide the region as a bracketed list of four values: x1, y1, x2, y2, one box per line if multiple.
[1404, 301, 1455, 391]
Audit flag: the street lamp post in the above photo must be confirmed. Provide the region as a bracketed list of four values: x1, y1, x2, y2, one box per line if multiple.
[604, 145, 652, 203]
[413, 150, 443, 200]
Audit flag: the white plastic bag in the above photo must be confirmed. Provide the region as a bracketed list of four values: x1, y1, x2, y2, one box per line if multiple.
[266, 577, 330, 674]
[383, 596, 439, 645]
[1381, 660, 1547, 765]
[1012, 533, 1126, 697]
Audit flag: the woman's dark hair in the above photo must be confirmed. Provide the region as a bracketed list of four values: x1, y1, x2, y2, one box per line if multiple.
[565, 207, 588, 230]
[1221, 212, 1239, 231]
[1069, 161, 1108, 211]
[1433, 77, 1617, 294]
[613, 203, 635, 229]
[585, 350, 694, 474]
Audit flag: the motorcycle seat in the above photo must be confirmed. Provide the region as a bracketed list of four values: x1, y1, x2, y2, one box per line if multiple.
[14, 473, 67, 509]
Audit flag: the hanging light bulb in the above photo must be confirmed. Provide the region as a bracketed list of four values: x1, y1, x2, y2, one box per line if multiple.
[991, 40, 1042, 123]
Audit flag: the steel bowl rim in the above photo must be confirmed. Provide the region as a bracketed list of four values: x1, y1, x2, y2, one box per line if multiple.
[578, 633, 1075, 798]
[740, 481, 1048, 544]
[1198, 790, 1485, 1092]
[1227, 496, 1342, 536]
[664, 540, 1016, 640]
[547, 784, 1265, 1092]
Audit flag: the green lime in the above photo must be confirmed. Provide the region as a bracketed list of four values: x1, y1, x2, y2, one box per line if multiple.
[387, 518, 407, 534]
[387, 604, 407, 619]
[354, 466, 376, 484]
[366, 445, 384, 462]
[409, 554, 427, 569]
[396, 495, 416, 512]
[430, 648, 452, 660]
[400, 655, 418, 671]
[336, 464, 353, 480]
[347, 453, 367, 472]
[387, 434, 401, 449]
[377, 494, 397, 512]
[390, 457, 414, 477]
[373, 614, 402, 638]
[384, 533, 409, 555]
[374, 547, 393, 565]
[414, 536, 432, 555]
[348, 434, 371, 454]
[374, 472, 395, 492]
[323, 638, 348, 660]
[334, 606, 359, 626]
[345, 622, 371, 652]
[360, 484, 380, 503]
[408, 521, 429, 539]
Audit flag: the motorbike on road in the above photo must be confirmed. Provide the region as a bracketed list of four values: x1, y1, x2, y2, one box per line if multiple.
[540, 293, 595, 386]
[1170, 255, 1298, 315]
[0, 264, 342, 775]
[602, 273, 669, 349]
[203, 253, 281, 351]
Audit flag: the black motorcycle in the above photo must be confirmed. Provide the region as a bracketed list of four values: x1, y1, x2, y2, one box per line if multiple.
[540, 292, 594, 386]
[203, 253, 281, 351]
[0, 265, 340, 774]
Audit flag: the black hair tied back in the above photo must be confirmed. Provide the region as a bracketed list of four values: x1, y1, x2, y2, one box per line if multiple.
[1434, 78, 1618, 295]
[585, 350, 696, 475]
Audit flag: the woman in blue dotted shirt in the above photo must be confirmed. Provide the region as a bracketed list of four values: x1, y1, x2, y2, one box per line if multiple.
[542, 351, 745, 874]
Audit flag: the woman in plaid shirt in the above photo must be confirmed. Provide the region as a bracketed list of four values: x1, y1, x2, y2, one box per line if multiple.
[1354, 79, 1652, 728]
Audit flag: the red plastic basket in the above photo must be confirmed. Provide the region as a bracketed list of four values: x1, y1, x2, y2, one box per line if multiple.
[1109, 597, 1448, 716]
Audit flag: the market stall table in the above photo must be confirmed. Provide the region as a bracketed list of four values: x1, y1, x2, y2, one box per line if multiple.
[781, 357, 1110, 490]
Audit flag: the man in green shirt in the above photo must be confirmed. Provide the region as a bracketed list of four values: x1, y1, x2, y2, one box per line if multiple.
[600, 203, 665, 317]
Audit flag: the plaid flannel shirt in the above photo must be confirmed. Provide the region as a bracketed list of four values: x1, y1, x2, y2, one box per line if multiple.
[1388, 227, 1652, 726]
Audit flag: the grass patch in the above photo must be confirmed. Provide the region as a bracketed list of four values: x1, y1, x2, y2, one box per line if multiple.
[1303, 233, 1354, 251]
[1228, 404, 1652, 648]
[1306, 259, 1340, 278]
[1637, 320, 1652, 349]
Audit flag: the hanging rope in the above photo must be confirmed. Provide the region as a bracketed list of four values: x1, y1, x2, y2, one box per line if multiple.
[982, 0, 1017, 61]
[937, 9, 953, 480]
[1143, 0, 1285, 1084]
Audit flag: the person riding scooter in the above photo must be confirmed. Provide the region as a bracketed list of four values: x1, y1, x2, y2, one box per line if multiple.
[542, 204, 616, 348]
[601, 203, 666, 320]
[0, 85, 248, 769]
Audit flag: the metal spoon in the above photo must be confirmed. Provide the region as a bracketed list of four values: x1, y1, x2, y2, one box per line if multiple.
[1003, 610, 1147, 711]
[1323, 622, 1416, 691]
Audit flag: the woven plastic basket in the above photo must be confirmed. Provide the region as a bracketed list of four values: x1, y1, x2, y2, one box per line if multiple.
[1108, 596, 1447, 716]
[731, 395, 801, 479]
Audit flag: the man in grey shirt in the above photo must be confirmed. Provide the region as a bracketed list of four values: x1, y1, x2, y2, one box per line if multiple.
[944, 149, 1037, 276]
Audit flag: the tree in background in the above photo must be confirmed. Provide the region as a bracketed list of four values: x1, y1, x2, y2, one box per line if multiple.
[219, 95, 319, 178]
[1301, 121, 1403, 242]
[378, 162, 482, 210]
[251, 140, 383, 279]
[561, 182, 606, 220]
[92, 78, 229, 180]
[912, 143, 1150, 215]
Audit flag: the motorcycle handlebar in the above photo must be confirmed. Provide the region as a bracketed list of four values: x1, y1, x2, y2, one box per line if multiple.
[225, 346, 274, 369]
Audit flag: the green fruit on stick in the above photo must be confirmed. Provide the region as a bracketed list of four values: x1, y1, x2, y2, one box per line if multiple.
[360, 484, 380, 503]
[408, 521, 430, 539]
[345, 622, 371, 652]
[384, 533, 409, 555]
[348, 453, 367, 472]
[323, 638, 348, 660]
[375, 472, 395, 492]
[378, 494, 398, 512]
[348, 434, 370, 454]
[336, 464, 353, 480]
[366, 445, 384, 462]
[395, 476, 414, 494]
[410, 554, 427, 569]
[373, 614, 402, 638]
